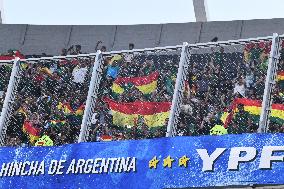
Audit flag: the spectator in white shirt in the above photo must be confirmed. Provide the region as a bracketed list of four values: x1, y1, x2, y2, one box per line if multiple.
[234, 78, 246, 97]
[124, 43, 135, 63]
[72, 62, 88, 84]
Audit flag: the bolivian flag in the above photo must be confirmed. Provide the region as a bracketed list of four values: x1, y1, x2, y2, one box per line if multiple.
[23, 121, 41, 144]
[277, 71, 284, 81]
[112, 71, 159, 95]
[221, 98, 284, 126]
[57, 102, 85, 116]
[104, 97, 171, 128]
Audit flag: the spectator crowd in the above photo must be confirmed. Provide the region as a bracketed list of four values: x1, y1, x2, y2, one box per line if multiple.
[0, 40, 283, 147]
[1, 47, 94, 146]
[179, 41, 284, 136]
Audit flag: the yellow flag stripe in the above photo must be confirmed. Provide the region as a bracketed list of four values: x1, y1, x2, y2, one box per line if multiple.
[112, 83, 125, 94]
[271, 109, 284, 120]
[244, 106, 261, 115]
[111, 110, 138, 127]
[136, 80, 157, 94]
[111, 110, 169, 128]
[144, 111, 170, 127]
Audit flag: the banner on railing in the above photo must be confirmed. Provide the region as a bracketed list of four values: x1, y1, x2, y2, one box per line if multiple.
[1, 133, 284, 188]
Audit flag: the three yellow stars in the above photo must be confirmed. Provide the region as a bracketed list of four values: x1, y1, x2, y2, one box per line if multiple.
[149, 155, 190, 169]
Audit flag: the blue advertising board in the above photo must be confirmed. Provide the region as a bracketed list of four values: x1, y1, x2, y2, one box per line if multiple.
[0, 133, 284, 188]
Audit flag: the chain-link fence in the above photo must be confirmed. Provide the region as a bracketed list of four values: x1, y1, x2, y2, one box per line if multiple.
[0, 62, 13, 113]
[270, 39, 284, 132]
[177, 38, 274, 136]
[1, 35, 283, 146]
[3, 55, 96, 147]
[80, 47, 183, 142]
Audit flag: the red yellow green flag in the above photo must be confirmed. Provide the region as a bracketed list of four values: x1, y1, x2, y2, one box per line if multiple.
[221, 98, 284, 126]
[104, 97, 171, 128]
[57, 102, 85, 116]
[277, 71, 284, 81]
[23, 121, 41, 144]
[112, 71, 159, 95]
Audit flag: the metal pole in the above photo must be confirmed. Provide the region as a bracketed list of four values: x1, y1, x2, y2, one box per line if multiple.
[166, 42, 190, 137]
[78, 51, 103, 143]
[258, 33, 280, 133]
[0, 0, 4, 24]
[193, 0, 209, 22]
[0, 58, 19, 145]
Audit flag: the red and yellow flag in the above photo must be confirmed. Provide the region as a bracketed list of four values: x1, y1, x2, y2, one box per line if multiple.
[221, 98, 284, 126]
[112, 71, 159, 95]
[104, 97, 171, 128]
[277, 71, 284, 81]
[23, 121, 41, 144]
[57, 102, 85, 116]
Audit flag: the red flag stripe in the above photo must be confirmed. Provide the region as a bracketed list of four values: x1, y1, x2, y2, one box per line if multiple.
[114, 71, 159, 86]
[104, 97, 171, 115]
[23, 121, 41, 136]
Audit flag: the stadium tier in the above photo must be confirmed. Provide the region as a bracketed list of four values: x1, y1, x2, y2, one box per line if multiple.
[0, 34, 283, 148]
[0, 19, 284, 188]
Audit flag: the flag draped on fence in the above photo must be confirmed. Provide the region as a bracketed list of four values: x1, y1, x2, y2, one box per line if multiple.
[221, 98, 284, 126]
[104, 97, 171, 128]
[112, 71, 159, 95]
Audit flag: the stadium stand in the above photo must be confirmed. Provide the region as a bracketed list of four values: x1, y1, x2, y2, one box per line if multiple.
[5, 56, 95, 146]
[179, 41, 273, 136]
[0, 19, 284, 146]
[87, 50, 180, 142]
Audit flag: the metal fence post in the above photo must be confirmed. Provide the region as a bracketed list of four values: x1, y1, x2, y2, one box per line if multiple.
[258, 33, 280, 133]
[78, 51, 104, 143]
[0, 58, 20, 145]
[166, 42, 190, 137]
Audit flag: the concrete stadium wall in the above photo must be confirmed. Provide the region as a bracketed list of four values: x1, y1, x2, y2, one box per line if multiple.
[69, 25, 116, 53]
[1, 18, 284, 55]
[20, 25, 71, 55]
[0, 24, 26, 53]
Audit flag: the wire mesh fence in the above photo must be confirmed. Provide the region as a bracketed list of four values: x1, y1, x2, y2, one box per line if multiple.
[270, 39, 284, 132]
[0, 35, 283, 146]
[3, 56, 96, 147]
[0, 62, 13, 113]
[83, 48, 182, 142]
[177, 39, 274, 136]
